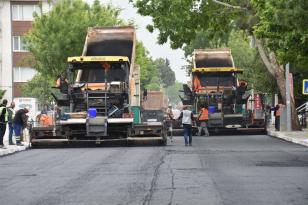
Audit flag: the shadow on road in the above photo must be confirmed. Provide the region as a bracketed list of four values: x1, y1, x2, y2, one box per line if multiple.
[31, 139, 166, 149]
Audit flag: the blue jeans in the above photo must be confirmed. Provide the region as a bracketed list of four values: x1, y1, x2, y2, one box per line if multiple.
[183, 124, 192, 145]
[8, 123, 14, 144]
[13, 123, 22, 144]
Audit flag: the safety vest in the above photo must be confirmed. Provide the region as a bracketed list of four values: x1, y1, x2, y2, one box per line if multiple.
[7, 107, 15, 123]
[182, 110, 193, 125]
[39, 114, 53, 126]
[198, 108, 209, 120]
[0, 106, 8, 123]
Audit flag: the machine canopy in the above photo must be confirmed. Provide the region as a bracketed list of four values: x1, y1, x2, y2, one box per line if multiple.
[68, 56, 130, 83]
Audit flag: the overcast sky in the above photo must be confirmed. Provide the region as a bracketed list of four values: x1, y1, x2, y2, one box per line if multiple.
[86, 0, 188, 83]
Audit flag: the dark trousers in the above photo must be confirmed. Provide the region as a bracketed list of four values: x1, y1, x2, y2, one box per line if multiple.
[8, 123, 14, 144]
[275, 116, 280, 131]
[0, 123, 6, 145]
[183, 124, 192, 145]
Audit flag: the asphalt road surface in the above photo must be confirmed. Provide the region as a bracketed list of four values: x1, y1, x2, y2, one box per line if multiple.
[0, 134, 308, 205]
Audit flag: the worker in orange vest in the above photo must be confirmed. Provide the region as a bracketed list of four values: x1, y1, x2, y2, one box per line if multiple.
[197, 104, 209, 136]
[274, 103, 284, 131]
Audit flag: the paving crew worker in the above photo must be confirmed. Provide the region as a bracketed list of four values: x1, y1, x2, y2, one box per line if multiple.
[13, 107, 29, 146]
[197, 104, 209, 137]
[143, 89, 147, 101]
[7, 101, 16, 145]
[166, 105, 174, 142]
[0, 99, 8, 148]
[178, 105, 195, 146]
[56, 74, 69, 94]
[274, 103, 284, 131]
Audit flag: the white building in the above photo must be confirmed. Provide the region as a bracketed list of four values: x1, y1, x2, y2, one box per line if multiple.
[0, 0, 53, 102]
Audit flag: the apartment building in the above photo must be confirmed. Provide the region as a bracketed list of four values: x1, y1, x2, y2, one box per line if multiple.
[0, 0, 52, 102]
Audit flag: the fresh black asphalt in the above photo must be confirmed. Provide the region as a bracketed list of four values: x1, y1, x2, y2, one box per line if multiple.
[0, 134, 307, 205]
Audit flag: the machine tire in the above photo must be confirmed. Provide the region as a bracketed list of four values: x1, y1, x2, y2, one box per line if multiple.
[31, 142, 39, 149]
[159, 132, 167, 146]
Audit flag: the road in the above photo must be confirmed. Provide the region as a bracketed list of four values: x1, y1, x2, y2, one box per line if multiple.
[0, 134, 308, 205]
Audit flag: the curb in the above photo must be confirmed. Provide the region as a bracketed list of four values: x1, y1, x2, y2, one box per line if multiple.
[0, 144, 30, 157]
[267, 130, 308, 147]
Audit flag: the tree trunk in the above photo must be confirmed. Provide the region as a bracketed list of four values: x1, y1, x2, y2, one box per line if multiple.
[255, 37, 301, 131]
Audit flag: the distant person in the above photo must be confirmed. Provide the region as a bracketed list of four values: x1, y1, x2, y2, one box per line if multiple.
[56, 74, 69, 94]
[274, 103, 283, 131]
[13, 107, 29, 146]
[143, 89, 147, 101]
[178, 105, 195, 146]
[166, 105, 174, 142]
[0, 99, 8, 148]
[197, 104, 209, 137]
[7, 102, 16, 145]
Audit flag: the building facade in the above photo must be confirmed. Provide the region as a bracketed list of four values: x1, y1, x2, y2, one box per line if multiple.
[0, 0, 52, 102]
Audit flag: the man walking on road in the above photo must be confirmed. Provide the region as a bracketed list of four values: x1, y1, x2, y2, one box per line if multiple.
[178, 105, 194, 146]
[197, 104, 209, 137]
[0, 99, 8, 148]
[7, 102, 15, 145]
[13, 107, 29, 146]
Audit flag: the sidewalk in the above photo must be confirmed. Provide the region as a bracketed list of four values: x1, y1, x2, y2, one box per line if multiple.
[0, 143, 30, 157]
[0, 125, 30, 157]
[267, 127, 308, 147]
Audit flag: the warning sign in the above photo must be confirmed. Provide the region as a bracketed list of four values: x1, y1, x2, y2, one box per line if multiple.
[303, 80, 308, 95]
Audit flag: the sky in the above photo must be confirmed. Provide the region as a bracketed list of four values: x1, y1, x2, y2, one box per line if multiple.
[86, 0, 188, 83]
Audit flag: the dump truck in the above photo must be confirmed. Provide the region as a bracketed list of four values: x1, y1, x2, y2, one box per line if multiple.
[180, 48, 267, 133]
[30, 27, 167, 146]
[141, 91, 167, 122]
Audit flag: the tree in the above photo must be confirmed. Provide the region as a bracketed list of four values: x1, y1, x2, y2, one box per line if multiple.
[135, 42, 161, 90]
[25, 0, 164, 101]
[26, 0, 123, 79]
[21, 74, 55, 105]
[132, 0, 307, 130]
[228, 31, 277, 94]
[24, 0, 124, 103]
[165, 81, 183, 105]
[154, 58, 175, 88]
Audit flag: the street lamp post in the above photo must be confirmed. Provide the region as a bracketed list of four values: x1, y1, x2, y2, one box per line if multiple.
[285, 63, 292, 132]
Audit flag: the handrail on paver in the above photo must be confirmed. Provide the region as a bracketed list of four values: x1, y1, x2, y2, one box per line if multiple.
[296, 102, 308, 113]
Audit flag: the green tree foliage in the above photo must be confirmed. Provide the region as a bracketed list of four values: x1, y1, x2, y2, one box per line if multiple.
[165, 81, 183, 105]
[21, 74, 55, 104]
[154, 58, 175, 88]
[132, 0, 308, 97]
[24, 0, 123, 103]
[135, 42, 163, 90]
[252, 0, 308, 65]
[228, 31, 277, 93]
[252, 0, 308, 103]
[26, 0, 123, 78]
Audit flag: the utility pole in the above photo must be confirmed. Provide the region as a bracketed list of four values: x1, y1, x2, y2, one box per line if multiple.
[285, 63, 292, 131]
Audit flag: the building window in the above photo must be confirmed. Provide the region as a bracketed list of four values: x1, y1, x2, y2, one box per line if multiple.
[13, 36, 28, 52]
[12, 5, 40, 21]
[14, 67, 37, 82]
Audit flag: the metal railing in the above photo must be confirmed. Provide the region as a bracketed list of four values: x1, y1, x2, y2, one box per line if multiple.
[297, 102, 308, 127]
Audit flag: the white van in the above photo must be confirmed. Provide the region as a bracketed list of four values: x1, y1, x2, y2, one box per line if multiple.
[13, 97, 39, 121]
